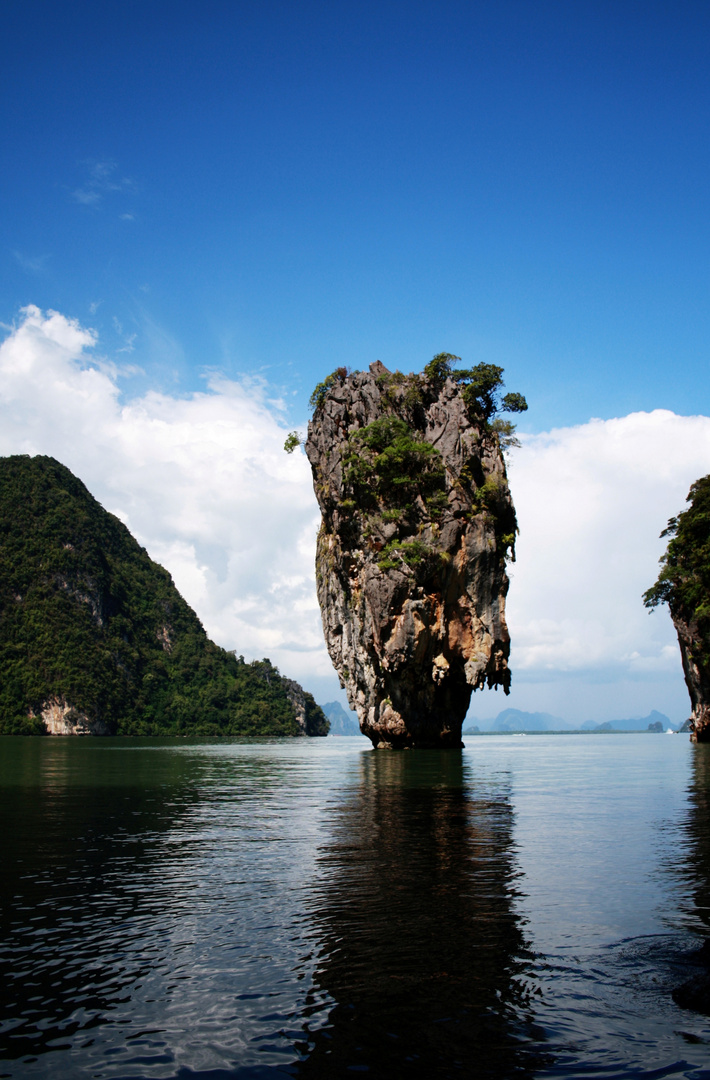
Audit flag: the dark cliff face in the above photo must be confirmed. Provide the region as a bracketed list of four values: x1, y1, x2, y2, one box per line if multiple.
[672, 614, 710, 742]
[644, 474, 710, 743]
[305, 361, 518, 749]
[282, 677, 330, 736]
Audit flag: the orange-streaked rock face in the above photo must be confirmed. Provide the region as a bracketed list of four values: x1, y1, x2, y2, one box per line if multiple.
[34, 697, 110, 735]
[306, 362, 516, 749]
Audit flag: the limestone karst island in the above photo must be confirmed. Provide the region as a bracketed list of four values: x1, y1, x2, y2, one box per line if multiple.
[0, 455, 328, 738]
[645, 474, 710, 743]
[9, 374, 710, 748]
[300, 353, 527, 749]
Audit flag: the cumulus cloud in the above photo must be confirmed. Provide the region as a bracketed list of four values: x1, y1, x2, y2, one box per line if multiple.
[0, 306, 328, 688]
[499, 412, 710, 720]
[1, 305, 708, 719]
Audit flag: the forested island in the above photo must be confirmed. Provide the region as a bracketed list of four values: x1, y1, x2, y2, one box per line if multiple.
[0, 455, 328, 737]
[645, 474, 710, 743]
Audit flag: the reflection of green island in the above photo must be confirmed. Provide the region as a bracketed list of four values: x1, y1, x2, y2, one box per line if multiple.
[0, 455, 328, 737]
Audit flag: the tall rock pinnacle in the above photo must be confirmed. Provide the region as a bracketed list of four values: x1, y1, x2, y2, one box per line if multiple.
[304, 355, 526, 749]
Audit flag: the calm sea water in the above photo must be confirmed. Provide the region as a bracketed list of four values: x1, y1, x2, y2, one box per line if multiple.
[0, 734, 709, 1079]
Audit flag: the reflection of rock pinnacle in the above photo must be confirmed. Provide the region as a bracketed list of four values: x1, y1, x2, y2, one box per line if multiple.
[306, 359, 520, 749]
[295, 752, 541, 1078]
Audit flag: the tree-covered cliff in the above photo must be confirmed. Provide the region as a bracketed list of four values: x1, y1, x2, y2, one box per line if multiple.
[644, 474, 710, 742]
[0, 455, 328, 737]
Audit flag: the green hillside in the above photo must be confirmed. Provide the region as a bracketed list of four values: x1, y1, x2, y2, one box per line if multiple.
[0, 455, 328, 737]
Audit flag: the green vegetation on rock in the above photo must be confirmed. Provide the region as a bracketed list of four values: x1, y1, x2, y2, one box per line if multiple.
[343, 416, 446, 513]
[315, 355, 523, 572]
[309, 366, 353, 412]
[0, 455, 328, 737]
[283, 430, 302, 454]
[644, 474, 710, 637]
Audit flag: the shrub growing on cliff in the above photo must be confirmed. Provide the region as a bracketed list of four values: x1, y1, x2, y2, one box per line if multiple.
[309, 367, 350, 413]
[343, 417, 446, 511]
[423, 352, 462, 388]
[377, 538, 432, 571]
[418, 354, 529, 449]
[458, 365, 528, 424]
[284, 431, 302, 453]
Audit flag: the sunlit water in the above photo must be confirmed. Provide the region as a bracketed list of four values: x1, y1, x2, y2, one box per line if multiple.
[1, 734, 709, 1079]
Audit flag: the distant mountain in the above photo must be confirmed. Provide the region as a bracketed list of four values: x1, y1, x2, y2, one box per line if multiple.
[464, 708, 677, 734]
[323, 701, 363, 736]
[492, 708, 570, 732]
[0, 454, 328, 737]
[581, 710, 672, 732]
[464, 708, 571, 733]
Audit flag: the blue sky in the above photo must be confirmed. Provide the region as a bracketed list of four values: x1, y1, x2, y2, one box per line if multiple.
[2, 1, 710, 721]
[4, 0, 710, 427]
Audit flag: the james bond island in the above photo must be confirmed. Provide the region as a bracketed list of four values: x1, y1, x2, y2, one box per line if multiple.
[645, 473, 710, 743]
[301, 354, 527, 749]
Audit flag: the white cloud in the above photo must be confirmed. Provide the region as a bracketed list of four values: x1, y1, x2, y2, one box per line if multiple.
[498, 411, 710, 720]
[1, 306, 708, 720]
[0, 306, 329, 688]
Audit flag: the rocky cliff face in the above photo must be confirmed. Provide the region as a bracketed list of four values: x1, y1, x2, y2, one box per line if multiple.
[282, 678, 330, 736]
[35, 696, 111, 735]
[305, 360, 520, 749]
[672, 616, 710, 742]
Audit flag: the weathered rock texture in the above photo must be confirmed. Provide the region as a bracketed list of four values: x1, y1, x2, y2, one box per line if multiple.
[36, 696, 111, 735]
[673, 616, 710, 743]
[283, 678, 330, 736]
[306, 362, 518, 749]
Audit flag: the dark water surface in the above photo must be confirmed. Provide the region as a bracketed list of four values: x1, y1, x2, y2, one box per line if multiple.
[1, 734, 709, 1078]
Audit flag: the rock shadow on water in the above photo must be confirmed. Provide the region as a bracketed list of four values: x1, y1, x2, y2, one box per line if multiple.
[671, 744, 710, 1016]
[293, 750, 547, 1079]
